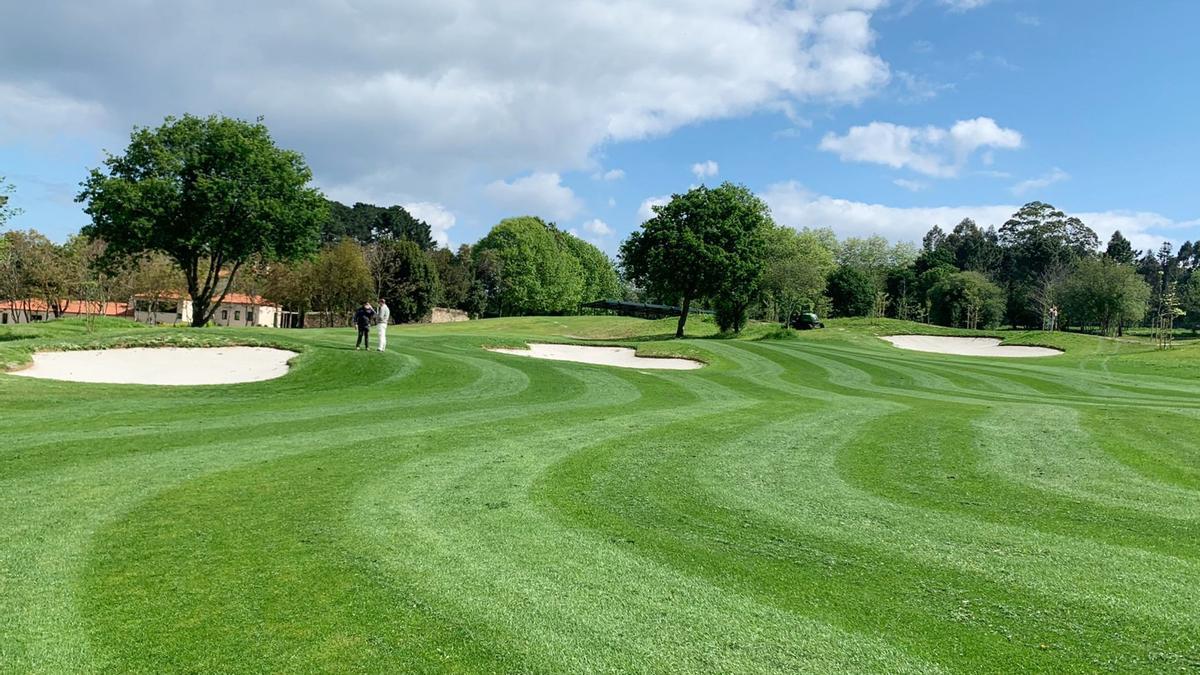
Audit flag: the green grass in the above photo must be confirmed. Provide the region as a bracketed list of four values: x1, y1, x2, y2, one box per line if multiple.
[2, 316, 1199, 672]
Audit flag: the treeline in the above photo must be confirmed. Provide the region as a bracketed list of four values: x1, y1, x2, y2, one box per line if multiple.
[614, 185, 1198, 338]
[261, 208, 622, 325]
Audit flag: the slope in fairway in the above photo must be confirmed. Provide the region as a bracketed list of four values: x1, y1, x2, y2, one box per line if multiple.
[2, 317, 1199, 673]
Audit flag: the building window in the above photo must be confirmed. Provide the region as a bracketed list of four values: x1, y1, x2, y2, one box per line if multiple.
[221, 310, 228, 320]
[234, 310, 241, 321]
[246, 310, 254, 324]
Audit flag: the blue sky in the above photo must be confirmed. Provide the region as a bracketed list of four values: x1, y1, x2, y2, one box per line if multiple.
[2, 0, 1197, 255]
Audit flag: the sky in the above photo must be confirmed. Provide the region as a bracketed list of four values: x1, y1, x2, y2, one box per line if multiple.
[2, 0, 1197, 255]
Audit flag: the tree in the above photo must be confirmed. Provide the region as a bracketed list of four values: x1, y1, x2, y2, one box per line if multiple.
[311, 239, 373, 326]
[761, 225, 836, 324]
[1105, 230, 1137, 265]
[263, 258, 317, 327]
[376, 238, 441, 323]
[945, 219, 1001, 274]
[998, 201, 1099, 327]
[430, 246, 474, 312]
[126, 253, 186, 325]
[1058, 257, 1150, 336]
[1179, 274, 1200, 334]
[558, 232, 621, 303]
[475, 217, 583, 316]
[78, 114, 326, 327]
[620, 183, 771, 337]
[0, 176, 20, 228]
[827, 265, 875, 317]
[929, 271, 1005, 329]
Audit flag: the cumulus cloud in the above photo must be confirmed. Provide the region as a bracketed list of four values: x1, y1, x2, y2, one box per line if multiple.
[763, 181, 1192, 252]
[1011, 167, 1069, 195]
[581, 218, 613, 237]
[0, 1, 891, 203]
[690, 160, 719, 180]
[637, 195, 671, 223]
[819, 117, 1021, 178]
[402, 201, 456, 247]
[595, 169, 625, 181]
[484, 172, 582, 221]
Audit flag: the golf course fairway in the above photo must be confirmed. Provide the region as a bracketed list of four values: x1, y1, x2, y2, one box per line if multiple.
[1, 316, 1198, 672]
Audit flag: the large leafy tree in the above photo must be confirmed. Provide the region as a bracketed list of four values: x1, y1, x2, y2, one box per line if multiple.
[376, 238, 442, 323]
[558, 231, 621, 303]
[929, 271, 1005, 329]
[761, 225, 835, 324]
[321, 200, 435, 249]
[1059, 257, 1150, 336]
[474, 216, 583, 316]
[311, 239, 374, 325]
[77, 114, 326, 326]
[998, 201, 1099, 327]
[620, 183, 771, 337]
[827, 265, 875, 317]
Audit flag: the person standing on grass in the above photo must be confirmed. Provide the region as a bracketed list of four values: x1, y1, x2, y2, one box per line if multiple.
[353, 301, 375, 350]
[375, 297, 390, 352]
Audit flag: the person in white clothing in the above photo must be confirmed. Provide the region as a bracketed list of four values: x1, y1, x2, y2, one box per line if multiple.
[375, 297, 391, 351]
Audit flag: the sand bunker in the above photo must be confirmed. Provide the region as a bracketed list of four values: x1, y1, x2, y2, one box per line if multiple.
[488, 343, 703, 370]
[9, 346, 297, 385]
[882, 335, 1061, 358]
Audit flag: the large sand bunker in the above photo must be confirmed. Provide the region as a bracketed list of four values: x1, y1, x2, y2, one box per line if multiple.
[882, 335, 1061, 358]
[488, 343, 703, 370]
[9, 346, 297, 385]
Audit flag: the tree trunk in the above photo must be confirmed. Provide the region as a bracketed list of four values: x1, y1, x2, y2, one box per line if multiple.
[675, 295, 691, 338]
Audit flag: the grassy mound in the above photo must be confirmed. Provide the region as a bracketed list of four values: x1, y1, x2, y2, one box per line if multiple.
[2, 316, 1198, 672]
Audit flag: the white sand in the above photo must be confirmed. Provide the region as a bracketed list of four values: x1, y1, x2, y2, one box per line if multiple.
[881, 335, 1061, 358]
[488, 343, 703, 370]
[9, 347, 297, 385]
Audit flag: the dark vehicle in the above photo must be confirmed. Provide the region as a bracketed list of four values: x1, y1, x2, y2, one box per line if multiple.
[789, 311, 824, 330]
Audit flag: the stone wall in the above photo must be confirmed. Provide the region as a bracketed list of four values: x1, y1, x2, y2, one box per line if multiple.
[428, 307, 470, 323]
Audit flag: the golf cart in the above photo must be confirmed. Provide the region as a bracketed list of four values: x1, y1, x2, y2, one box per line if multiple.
[789, 311, 824, 330]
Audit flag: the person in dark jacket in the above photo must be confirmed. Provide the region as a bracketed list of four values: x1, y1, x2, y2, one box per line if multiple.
[353, 302, 375, 350]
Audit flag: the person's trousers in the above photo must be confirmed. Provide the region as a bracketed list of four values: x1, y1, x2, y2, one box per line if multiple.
[356, 326, 369, 349]
[377, 323, 387, 351]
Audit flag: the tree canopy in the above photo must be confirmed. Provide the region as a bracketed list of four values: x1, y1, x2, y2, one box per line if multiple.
[474, 217, 584, 316]
[376, 238, 441, 323]
[77, 114, 327, 326]
[620, 183, 771, 337]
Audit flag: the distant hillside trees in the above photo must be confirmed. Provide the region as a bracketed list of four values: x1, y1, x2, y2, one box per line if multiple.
[323, 200, 435, 249]
[620, 183, 770, 337]
[77, 114, 326, 326]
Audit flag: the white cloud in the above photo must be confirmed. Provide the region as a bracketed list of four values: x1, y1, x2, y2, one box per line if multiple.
[0, 82, 107, 141]
[484, 172, 582, 221]
[893, 178, 927, 192]
[595, 169, 625, 181]
[637, 195, 671, 223]
[763, 180, 1194, 253]
[402, 201, 456, 248]
[1011, 168, 1069, 195]
[819, 117, 1022, 178]
[911, 40, 934, 54]
[581, 218, 613, 237]
[939, 0, 992, 11]
[607, 197, 616, 208]
[691, 160, 719, 180]
[895, 71, 954, 103]
[1015, 13, 1041, 26]
[1, 1, 892, 202]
